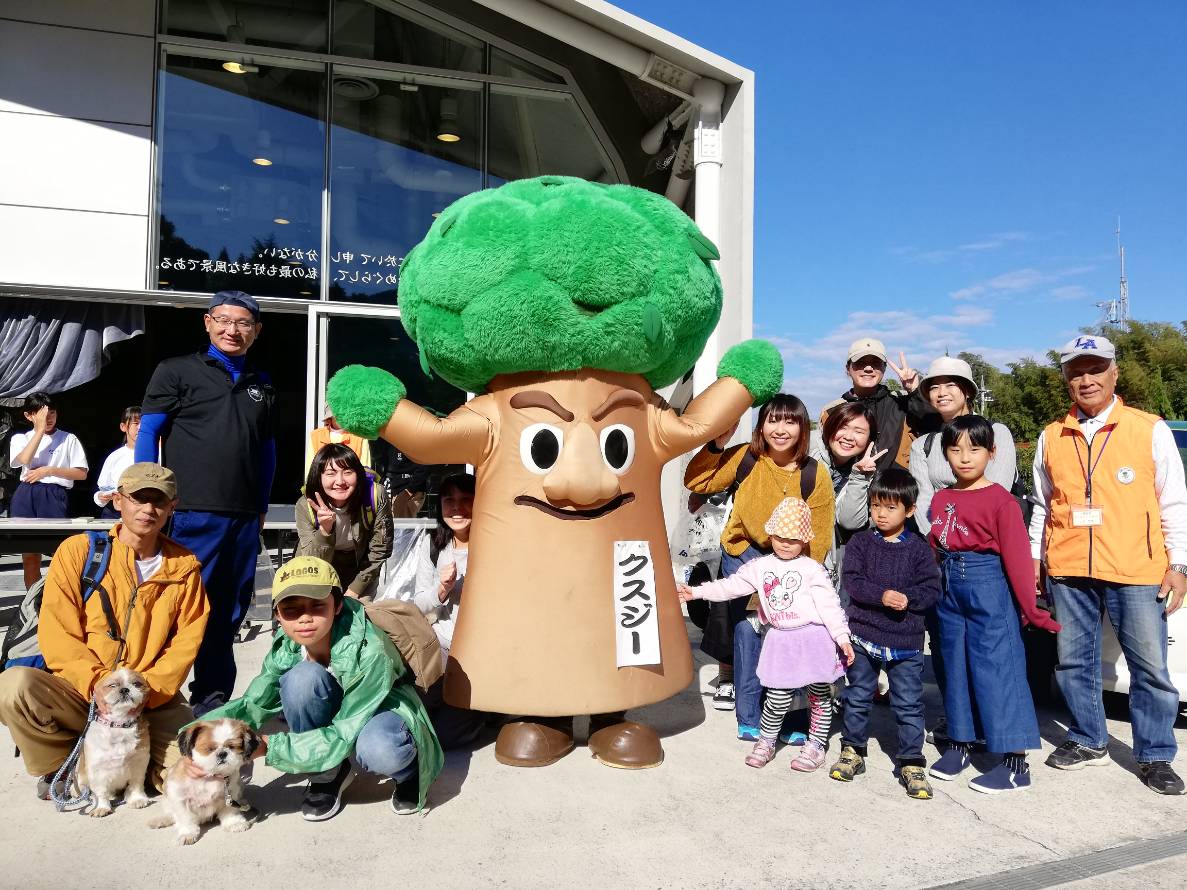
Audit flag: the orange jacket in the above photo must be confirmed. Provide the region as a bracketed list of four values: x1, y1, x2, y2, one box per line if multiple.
[37, 526, 210, 708]
[1042, 399, 1167, 585]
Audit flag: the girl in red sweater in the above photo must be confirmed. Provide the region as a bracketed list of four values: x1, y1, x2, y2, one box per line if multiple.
[926, 415, 1060, 794]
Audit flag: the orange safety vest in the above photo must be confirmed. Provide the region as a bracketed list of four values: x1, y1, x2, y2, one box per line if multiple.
[1042, 398, 1167, 585]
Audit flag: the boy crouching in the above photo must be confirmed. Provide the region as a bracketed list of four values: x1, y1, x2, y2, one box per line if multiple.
[203, 556, 443, 820]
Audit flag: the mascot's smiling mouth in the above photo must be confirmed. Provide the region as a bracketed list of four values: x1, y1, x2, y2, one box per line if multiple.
[514, 493, 635, 520]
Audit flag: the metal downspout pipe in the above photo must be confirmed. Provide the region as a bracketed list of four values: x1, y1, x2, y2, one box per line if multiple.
[690, 77, 726, 397]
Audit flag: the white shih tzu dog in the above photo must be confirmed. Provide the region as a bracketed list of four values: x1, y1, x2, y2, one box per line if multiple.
[81, 667, 151, 817]
[149, 719, 260, 845]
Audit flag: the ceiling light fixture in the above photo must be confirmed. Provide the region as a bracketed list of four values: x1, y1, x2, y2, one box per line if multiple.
[252, 157, 272, 166]
[273, 217, 290, 225]
[222, 61, 258, 75]
[436, 97, 461, 143]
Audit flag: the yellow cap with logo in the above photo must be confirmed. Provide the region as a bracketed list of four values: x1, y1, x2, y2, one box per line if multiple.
[272, 555, 341, 604]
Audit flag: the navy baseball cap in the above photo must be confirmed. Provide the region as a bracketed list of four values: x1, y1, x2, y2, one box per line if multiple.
[208, 290, 260, 320]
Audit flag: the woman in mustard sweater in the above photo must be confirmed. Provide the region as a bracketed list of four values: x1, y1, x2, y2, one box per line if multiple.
[685, 393, 836, 739]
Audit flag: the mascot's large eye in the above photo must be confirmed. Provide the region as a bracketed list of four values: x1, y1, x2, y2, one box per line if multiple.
[599, 424, 635, 474]
[520, 423, 564, 474]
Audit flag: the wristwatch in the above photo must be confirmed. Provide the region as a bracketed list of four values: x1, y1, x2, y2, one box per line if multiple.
[1171, 564, 1187, 578]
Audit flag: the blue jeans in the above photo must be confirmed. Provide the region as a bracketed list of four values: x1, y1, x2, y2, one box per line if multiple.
[171, 510, 259, 709]
[842, 644, 926, 763]
[279, 661, 418, 782]
[937, 550, 1039, 753]
[1049, 577, 1179, 763]
[721, 546, 767, 729]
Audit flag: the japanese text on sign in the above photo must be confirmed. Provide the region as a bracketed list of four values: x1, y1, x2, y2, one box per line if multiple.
[613, 540, 661, 667]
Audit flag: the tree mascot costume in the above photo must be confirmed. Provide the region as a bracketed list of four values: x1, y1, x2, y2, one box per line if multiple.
[328, 175, 782, 769]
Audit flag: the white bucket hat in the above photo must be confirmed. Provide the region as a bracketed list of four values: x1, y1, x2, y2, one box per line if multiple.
[921, 356, 977, 395]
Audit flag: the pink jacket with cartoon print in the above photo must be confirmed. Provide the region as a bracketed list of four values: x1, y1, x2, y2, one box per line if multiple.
[690, 554, 850, 644]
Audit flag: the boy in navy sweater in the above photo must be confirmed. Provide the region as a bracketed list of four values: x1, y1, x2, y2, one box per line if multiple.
[828, 467, 942, 799]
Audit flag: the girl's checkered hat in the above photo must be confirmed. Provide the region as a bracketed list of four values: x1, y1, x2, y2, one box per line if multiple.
[763, 497, 814, 542]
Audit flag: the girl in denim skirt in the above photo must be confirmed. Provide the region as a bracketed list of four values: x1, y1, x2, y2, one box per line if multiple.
[926, 415, 1060, 793]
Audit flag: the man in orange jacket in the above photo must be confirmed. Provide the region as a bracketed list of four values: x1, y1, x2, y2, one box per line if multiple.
[0, 463, 209, 797]
[1030, 335, 1187, 795]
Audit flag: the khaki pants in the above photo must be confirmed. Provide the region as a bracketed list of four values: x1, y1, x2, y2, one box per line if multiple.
[0, 667, 192, 789]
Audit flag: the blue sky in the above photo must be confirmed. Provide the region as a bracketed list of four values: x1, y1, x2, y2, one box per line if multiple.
[616, 2, 1187, 414]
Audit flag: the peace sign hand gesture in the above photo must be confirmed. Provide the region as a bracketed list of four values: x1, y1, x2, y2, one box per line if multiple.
[853, 443, 888, 475]
[309, 493, 336, 535]
[886, 351, 920, 393]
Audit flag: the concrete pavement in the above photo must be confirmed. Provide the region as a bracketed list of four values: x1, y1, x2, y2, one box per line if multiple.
[1, 606, 1184, 889]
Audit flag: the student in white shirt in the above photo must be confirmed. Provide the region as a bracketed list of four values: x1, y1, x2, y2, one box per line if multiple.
[95, 406, 141, 519]
[8, 392, 88, 588]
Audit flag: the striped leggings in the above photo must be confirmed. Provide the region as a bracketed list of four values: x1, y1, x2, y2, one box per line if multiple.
[760, 683, 834, 747]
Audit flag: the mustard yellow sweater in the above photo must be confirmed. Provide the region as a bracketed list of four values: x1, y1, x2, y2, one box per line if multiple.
[684, 443, 836, 563]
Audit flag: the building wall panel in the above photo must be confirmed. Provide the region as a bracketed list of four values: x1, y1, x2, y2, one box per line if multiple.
[0, 115, 151, 215]
[0, 206, 148, 289]
[1, 1, 154, 36]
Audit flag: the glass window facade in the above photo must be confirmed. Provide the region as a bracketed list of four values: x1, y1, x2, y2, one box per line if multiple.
[156, 0, 621, 304]
[156, 54, 325, 298]
[328, 73, 482, 303]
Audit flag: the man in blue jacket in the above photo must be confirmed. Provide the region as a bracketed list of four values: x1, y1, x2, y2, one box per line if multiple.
[137, 291, 276, 715]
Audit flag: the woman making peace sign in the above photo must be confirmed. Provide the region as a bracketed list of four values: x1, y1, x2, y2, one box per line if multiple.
[296, 443, 394, 599]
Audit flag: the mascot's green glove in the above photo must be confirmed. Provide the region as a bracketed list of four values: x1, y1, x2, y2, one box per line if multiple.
[326, 364, 406, 440]
[717, 339, 783, 406]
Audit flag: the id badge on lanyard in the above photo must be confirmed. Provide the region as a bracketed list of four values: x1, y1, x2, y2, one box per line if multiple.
[1073, 424, 1115, 528]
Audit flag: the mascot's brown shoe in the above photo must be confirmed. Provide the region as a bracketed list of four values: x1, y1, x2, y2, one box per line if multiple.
[587, 721, 664, 769]
[495, 719, 574, 767]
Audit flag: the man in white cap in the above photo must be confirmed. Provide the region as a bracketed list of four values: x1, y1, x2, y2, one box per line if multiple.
[820, 337, 937, 474]
[1030, 334, 1187, 794]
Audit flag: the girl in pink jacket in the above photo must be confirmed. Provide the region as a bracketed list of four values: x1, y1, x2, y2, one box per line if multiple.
[679, 497, 855, 772]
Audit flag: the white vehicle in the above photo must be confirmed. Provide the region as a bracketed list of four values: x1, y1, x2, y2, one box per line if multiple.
[1100, 421, 1187, 702]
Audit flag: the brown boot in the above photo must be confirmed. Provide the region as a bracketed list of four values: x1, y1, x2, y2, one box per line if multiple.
[494, 718, 574, 767]
[587, 720, 664, 769]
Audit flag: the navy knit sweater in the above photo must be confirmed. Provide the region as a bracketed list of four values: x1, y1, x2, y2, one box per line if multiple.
[841, 528, 942, 650]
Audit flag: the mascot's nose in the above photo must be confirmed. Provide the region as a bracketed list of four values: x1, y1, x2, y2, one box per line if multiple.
[542, 424, 620, 507]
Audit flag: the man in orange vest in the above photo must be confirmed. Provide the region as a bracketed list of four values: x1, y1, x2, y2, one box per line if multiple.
[1030, 334, 1187, 794]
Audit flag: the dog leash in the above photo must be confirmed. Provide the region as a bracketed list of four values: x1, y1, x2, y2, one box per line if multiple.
[49, 699, 97, 813]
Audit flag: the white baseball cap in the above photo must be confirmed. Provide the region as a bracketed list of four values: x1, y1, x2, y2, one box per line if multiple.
[847, 337, 887, 364]
[1060, 334, 1116, 365]
[921, 356, 977, 394]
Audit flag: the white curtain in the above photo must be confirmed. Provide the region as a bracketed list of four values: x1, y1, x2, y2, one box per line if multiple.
[0, 298, 144, 399]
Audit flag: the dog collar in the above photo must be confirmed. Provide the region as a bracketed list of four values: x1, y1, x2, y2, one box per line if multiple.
[94, 714, 139, 729]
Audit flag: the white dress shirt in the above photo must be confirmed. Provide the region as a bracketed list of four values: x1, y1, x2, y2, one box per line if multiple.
[1029, 397, 1187, 565]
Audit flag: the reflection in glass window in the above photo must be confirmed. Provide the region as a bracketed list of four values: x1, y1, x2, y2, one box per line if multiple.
[162, 0, 329, 53]
[488, 86, 614, 185]
[333, 1, 483, 73]
[329, 73, 481, 303]
[156, 54, 325, 298]
[324, 316, 466, 510]
[489, 47, 564, 84]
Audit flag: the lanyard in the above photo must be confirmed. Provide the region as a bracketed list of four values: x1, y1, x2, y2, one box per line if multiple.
[1072, 423, 1115, 502]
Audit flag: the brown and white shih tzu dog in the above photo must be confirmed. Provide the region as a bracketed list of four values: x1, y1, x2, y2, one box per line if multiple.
[149, 719, 260, 845]
[81, 667, 151, 817]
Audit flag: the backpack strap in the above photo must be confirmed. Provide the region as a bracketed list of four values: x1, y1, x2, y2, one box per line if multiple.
[731, 449, 758, 496]
[81, 531, 122, 646]
[923, 432, 937, 458]
[361, 477, 376, 533]
[799, 456, 818, 501]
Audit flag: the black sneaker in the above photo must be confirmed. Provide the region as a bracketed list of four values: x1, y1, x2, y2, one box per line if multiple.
[1140, 762, 1185, 796]
[712, 682, 736, 711]
[390, 773, 420, 815]
[300, 761, 354, 822]
[1045, 741, 1110, 771]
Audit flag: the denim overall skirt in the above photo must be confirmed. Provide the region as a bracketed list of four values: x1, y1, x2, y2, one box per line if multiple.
[936, 549, 1040, 753]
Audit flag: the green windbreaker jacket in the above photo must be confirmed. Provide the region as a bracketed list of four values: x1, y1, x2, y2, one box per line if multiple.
[203, 598, 443, 809]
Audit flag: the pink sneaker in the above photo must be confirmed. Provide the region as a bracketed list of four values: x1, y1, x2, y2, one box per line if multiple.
[790, 740, 827, 772]
[745, 739, 776, 768]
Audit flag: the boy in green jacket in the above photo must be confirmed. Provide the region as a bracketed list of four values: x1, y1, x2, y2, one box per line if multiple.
[203, 555, 443, 821]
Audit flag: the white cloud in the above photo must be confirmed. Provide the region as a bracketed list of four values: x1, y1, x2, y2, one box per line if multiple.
[1050, 284, 1091, 302]
[951, 264, 1095, 301]
[891, 231, 1030, 265]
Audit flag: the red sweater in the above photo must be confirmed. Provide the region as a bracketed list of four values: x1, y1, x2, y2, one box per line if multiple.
[927, 483, 1060, 632]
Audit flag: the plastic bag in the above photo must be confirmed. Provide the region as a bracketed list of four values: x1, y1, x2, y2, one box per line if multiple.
[375, 527, 428, 602]
[670, 491, 731, 579]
